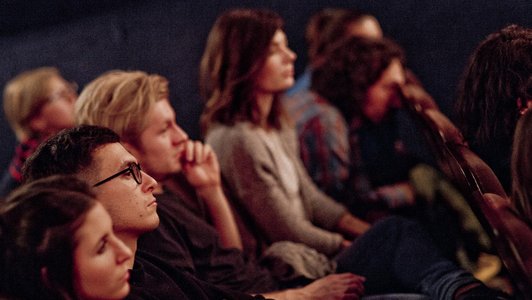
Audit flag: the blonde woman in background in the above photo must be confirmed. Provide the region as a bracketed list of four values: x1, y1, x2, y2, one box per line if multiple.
[1, 67, 77, 196]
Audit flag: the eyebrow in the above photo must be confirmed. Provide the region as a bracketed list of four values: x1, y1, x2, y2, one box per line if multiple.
[117, 159, 137, 171]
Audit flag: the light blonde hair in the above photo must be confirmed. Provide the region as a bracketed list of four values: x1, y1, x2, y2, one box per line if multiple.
[3, 67, 60, 141]
[75, 70, 168, 145]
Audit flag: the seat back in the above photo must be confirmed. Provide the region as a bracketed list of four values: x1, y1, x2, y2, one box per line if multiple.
[403, 100, 532, 297]
[405, 103, 507, 199]
[477, 193, 532, 299]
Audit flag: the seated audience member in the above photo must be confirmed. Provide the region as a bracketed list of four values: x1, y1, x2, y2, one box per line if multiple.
[201, 8, 510, 299]
[511, 110, 532, 225]
[285, 35, 485, 267]
[23, 125, 266, 300]
[455, 24, 532, 193]
[301, 36, 419, 211]
[0, 175, 133, 300]
[284, 8, 383, 96]
[0, 67, 77, 197]
[283, 10, 437, 209]
[74, 70, 243, 250]
[75, 70, 365, 299]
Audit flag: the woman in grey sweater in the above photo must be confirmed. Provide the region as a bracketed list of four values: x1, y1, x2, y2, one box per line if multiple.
[199, 8, 511, 300]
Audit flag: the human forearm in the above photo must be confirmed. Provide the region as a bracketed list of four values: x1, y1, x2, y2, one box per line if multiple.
[197, 185, 243, 250]
[375, 181, 416, 208]
[335, 213, 370, 239]
[263, 273, 366, 300]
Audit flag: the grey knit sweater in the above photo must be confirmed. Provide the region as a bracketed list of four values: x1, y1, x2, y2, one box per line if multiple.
[206, 122, 347, 256]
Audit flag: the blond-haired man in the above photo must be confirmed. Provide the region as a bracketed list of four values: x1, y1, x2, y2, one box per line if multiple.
[75, 70, 366, 299]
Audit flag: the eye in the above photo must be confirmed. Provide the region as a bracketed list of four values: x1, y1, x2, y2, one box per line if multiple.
[97, 238, 108, 255]
[159, 123, 171, 134]
[268, 44, 280, 55]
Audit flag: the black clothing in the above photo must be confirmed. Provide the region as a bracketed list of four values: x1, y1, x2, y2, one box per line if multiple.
[137, 190, 279, 294]
[127, 255, 263, 300]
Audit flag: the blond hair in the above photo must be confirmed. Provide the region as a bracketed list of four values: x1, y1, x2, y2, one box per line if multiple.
[75, 70, 168, 145]
[3, 67, 60, 141]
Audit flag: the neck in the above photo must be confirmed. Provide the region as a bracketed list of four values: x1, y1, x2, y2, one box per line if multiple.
[255, 92, 274, 129]
[116, 232, 138, 269]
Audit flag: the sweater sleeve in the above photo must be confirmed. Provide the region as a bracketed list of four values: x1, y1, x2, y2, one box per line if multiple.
[207, 124, 344, 256]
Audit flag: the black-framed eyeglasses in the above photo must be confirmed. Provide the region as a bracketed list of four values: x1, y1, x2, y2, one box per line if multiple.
[93, 162, 142, 187]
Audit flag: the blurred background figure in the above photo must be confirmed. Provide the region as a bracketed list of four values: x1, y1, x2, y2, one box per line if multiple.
[0, 176, 133, 300]
[200, 9, 511, 299]
[307, 36, 418, 214]
[285, 8, 383, 97]
[511, 110, 532, 225]
[283, 8, 438, 215]
[0, 67, 77, 197]
[455, 24, 532, 193]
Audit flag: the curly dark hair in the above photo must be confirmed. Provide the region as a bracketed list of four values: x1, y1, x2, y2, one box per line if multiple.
[456, 24, 532, 147]
[311, 36, 405, 121]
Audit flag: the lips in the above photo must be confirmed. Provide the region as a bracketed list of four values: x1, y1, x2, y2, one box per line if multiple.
[284, 68, 294, 77]
[122, 270, 130, 282]
[147, 198, 157, 207]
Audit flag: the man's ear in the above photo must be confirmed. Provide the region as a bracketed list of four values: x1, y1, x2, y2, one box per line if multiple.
[122, 141, 142, 161]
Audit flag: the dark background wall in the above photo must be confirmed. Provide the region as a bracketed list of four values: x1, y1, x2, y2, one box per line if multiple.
[1, 0, 531, 171]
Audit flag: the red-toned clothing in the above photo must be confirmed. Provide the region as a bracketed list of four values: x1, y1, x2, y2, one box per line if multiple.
[0, 137, 41, 197]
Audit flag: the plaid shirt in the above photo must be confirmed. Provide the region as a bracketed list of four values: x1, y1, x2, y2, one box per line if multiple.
[9, 137, 40, 181]
[283, 90, 415, 208]
[283, 90, 350, 199]
[1, 137, 41, 197]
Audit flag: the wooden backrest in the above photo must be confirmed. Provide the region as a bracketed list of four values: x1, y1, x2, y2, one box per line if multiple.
[403, 101, 532, 297]
[407, 104, 507, 198]
[478, 193, 532, 299]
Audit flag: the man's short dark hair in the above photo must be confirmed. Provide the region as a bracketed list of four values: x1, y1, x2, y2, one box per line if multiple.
[23, 125, 120, 183]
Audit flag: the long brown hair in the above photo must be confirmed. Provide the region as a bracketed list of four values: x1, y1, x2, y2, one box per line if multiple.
[511, 110, 532, 224]
[456, 24, 532, 148]
[0, 176, 96, 300]
[199, 8, 286, 133]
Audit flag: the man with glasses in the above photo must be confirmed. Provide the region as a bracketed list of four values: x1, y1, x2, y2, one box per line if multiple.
[75, 70, 367, 299]
[23, 125, 265, 299]
[70, 69, 512, 300]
